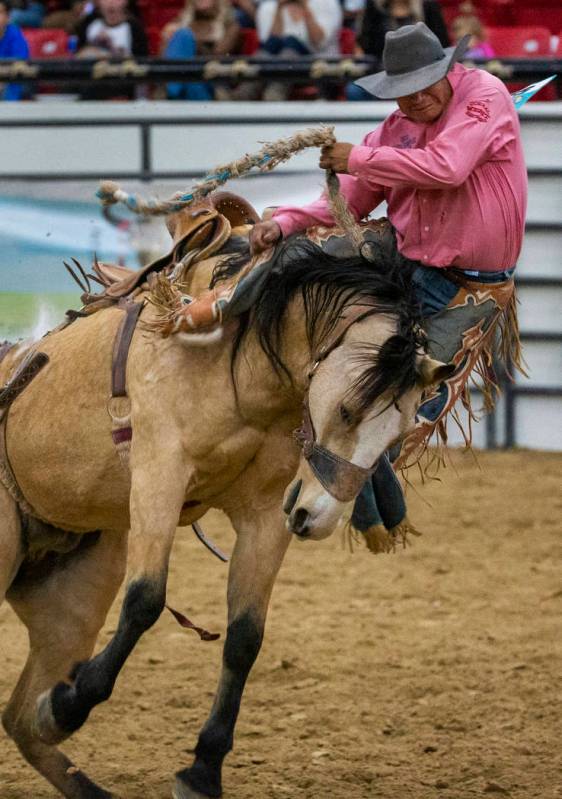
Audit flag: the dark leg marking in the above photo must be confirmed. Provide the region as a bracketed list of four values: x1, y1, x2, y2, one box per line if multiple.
[46, 578, 165, 737]
[176, 611, 263, 798]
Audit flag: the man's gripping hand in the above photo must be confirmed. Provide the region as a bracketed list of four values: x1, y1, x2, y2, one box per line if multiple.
[250, 220, 282, 254]
[319, 142, 354, 174]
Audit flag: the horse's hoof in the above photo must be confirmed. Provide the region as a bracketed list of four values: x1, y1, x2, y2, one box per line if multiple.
[34, 689, 70, 745]
[173, 776, 215, 799]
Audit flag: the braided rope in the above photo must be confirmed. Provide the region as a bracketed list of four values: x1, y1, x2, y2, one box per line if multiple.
[96, 125, 368, 253]
[97, 126, 337, 215]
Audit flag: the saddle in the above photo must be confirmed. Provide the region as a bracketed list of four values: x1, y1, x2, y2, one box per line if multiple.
[82, 191, 259, 305]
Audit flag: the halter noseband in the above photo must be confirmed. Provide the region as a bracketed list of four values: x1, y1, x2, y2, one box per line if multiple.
[293, 305, 381, 504]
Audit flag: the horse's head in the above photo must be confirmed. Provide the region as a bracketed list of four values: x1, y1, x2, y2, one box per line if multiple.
[284, 312, 453, 540]
[199, 234, 453, 541]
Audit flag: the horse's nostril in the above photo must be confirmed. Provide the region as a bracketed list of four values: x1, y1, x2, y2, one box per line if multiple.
[283, 479, 302, 515]
[291, 507, 310, 537]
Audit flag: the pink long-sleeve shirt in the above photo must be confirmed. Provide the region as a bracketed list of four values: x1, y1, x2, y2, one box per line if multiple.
[273, 64, 527, 271]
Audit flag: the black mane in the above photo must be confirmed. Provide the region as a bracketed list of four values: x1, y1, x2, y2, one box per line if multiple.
[214, 238, 425, 412]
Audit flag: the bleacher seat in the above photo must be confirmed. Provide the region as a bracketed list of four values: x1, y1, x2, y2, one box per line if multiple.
[486, 26, 552, 57]
[513, 7, 562, 35]
[339, 27, 356, 55]
[240, 28, 259, 56]
[147, 25, 162, 57]
[440, 0, 515, 30]
[23, 28, 68, 58]
[485, 26, 556, 101]
[138, 0, 183, 30]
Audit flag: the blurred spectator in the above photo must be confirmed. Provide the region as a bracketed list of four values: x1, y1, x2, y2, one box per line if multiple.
[163, 0, 240, 101]
[254, 0, 343, 101]
[256, 0, 342, 57]
[451, 12, 494, 58]
[9, 0, 44, 28]
[76, 0, 148, 58]
[0, 0, 30, 100]
[75, 0, 148, 99]
[43, 0, 88, 34]
[348, 0, 449, 99]
[357, 0, 448, 58]
[342, 0, 366, 30]
[231, 0, 257, 28]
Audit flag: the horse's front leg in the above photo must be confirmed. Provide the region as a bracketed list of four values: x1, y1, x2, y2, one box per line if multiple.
[35, 449, 188, 745]
[175, 496, 291, 799]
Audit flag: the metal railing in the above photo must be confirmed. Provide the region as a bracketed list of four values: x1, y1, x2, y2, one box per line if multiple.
[0, 55, 560, 88]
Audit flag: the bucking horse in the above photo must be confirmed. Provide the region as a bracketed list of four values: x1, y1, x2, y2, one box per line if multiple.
[0, 194, 452, 799]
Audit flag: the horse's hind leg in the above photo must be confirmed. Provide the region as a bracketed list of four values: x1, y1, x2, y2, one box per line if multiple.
[3, 529, 127, 799]
[0, 481, 24, 602]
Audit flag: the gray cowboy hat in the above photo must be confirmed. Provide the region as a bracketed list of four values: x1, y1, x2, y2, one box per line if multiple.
[354, 22, 471, 100]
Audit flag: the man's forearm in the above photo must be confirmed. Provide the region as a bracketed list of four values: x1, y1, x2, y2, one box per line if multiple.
[302, 1, 325, 48]
[273, 176, 384, 238]
[269, 4, 285, 38]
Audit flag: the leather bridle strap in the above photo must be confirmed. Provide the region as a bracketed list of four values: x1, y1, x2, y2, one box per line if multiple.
[294, 399, 377, 503]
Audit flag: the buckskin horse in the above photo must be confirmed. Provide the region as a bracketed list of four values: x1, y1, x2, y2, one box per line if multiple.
[0, 201, 450, 799]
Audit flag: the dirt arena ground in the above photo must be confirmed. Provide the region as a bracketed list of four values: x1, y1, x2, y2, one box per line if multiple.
[1, 449, 561, 799]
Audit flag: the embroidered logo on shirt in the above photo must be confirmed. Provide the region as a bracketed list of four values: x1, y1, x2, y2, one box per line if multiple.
[399, 134, 417, 149]
[465, 100, 490, 123]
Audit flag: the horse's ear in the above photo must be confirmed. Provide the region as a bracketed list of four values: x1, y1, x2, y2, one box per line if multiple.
[417, 355, 456, 387]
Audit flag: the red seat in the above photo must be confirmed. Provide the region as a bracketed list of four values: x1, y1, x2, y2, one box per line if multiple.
[23, 28, 68, 58]
[240, 27, 259, 56]
[442, 1, 516, 30]
[339, 27, 356, 55]
[513, 6, 562, 34]
[147, 25, 163, 57]
[486, 25, 551, 57]
[140, 5, 182, 29]
[485, 25, 557, 101]
[475, 0, 515, 28]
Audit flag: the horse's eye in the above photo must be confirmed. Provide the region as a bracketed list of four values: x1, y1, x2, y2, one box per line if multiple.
[339, 404, 354, 425]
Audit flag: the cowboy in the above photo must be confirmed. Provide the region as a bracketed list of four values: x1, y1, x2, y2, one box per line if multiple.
[250, 22, 527, 551]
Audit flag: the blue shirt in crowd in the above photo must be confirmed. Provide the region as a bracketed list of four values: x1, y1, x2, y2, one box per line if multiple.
[0, 23, 30, 100]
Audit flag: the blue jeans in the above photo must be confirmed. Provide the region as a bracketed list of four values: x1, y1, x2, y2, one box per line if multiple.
[234, 9, 255, 27]
[351, 453, 406, 531]
[165, 29, 214, 102]
[345, 83, 374, 102]
[261, 35, 311, 56]
[351, 265, 462, 533]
